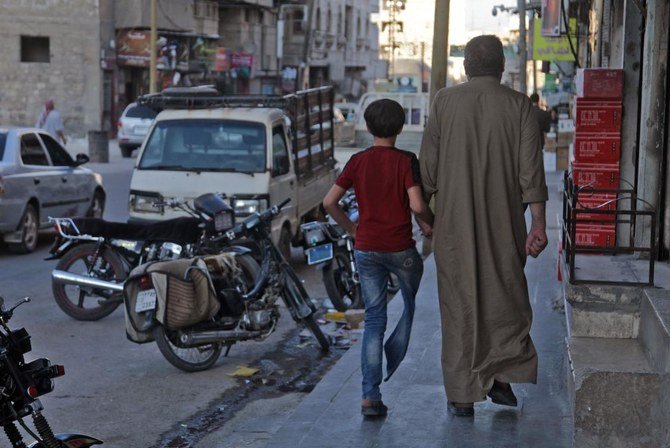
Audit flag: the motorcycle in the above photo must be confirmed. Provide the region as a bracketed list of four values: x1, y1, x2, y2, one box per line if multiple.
[127, 198, 330, 372]
[48, 193, 236, 321]
[300, 192, 399, 312]
[0, 295, 103, 447]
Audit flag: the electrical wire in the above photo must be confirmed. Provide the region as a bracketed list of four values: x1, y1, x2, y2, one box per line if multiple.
[561, 0, 580, 68]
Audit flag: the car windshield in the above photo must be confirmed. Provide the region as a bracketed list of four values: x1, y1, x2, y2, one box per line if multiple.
[125, 105, 157, 119]
[138, 119, 266, 173]
[0, 133, 6, 160]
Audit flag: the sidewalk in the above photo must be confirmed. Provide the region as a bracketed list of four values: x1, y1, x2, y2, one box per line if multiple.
[264, 178, 572, 448]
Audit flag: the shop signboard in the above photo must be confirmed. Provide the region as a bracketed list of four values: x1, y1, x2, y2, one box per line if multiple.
[116, 30, 188, 71]
[214, 48, 230, 72]
[533, 18, 577, 62]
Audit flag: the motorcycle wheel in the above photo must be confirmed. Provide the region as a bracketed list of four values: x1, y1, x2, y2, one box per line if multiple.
[153, 254, 261, 372]
[52, 243, 125, 321]
[283, 268, 330, 351]
[323, 249, 363, 311]
[153, 325, 223, 372]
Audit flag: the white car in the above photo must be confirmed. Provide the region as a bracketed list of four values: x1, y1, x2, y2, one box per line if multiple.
[117, 102, 157, 158]
[0, 128, 105, 253]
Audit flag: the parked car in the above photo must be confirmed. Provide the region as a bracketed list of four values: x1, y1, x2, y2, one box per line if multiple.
[128, 86, 338, 260]
[117, 102, 157, 158]
[0, 128, 105, 254]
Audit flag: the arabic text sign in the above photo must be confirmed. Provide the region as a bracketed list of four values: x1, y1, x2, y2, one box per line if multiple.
[533, 18, 577, 62]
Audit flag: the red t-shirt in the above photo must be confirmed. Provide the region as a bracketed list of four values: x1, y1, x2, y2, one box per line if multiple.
[336, 146, 421, 252]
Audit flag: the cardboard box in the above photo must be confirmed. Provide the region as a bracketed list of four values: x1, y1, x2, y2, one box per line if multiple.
[557, 131, 574, 146]
[575, 68, 624, 99]
[574, 99, 622, 133]
[544, 137, 557, 153]
[573, 132, 621, 163]
[574, 223, 616, 248]
[556, 146, 570, 171]
[571, 161, 620, 189]
[575, 193, 617, 222]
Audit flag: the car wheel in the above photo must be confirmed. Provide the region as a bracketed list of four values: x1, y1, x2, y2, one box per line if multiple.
[8, 204, 39, 254]
[87, 190, 105, 218]
[120, 147, 133, 158]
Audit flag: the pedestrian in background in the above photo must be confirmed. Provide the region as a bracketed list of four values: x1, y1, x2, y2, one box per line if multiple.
[36, 99, 67, 145]
[419, 35, 548, 417]
[530, 92, 552, 148]
[323, 99, 434, 418]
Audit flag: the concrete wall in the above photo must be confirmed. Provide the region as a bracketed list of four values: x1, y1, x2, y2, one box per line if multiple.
[114, 0, 195, 30]
[0, 0, 102, 137]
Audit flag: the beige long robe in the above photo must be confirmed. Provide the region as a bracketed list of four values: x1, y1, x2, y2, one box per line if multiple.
[419, 76, 548, 403]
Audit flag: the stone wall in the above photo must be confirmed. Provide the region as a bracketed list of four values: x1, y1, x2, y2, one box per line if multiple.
[0, 0, 102, 138]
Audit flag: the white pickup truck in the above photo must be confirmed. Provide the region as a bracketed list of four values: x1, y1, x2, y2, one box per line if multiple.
[127, 86, 338, 258]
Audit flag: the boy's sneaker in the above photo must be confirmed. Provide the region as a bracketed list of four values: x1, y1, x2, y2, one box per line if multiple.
[361, 401, 388, 418]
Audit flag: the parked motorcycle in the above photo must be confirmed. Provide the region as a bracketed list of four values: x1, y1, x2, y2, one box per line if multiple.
[301, 192, 399, 312]
[48, 193, 235, 321]
[126, 199, 330, 372]
[0, 295, 103, 447]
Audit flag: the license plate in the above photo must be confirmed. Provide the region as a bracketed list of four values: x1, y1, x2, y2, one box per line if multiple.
[135, 289, 157, 313]
[305, 243, 333, 265]
[133, 125, 149, 135]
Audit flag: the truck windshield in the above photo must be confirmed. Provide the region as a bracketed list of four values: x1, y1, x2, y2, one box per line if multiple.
[138, 119, 266, 173]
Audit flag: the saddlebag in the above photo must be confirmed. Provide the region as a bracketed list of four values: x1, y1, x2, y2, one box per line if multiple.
[123, 257, 221, 343]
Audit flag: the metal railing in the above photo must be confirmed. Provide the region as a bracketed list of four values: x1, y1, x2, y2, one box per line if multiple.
[561, 172, 657, 286]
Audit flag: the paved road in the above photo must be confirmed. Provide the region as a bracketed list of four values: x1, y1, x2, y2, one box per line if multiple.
[0, 142, 361, 447]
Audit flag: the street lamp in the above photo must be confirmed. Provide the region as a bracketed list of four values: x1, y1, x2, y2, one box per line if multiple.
[490, 2, 541, 94]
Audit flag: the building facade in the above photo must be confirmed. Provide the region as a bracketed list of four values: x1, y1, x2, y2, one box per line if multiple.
[280, 0, 386, 98]
[0, 0, 103, 136]
[217, 0, 280, 95]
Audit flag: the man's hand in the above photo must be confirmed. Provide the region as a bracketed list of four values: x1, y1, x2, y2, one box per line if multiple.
[417, 220, 433, 238]
[525, 227, 548, 258]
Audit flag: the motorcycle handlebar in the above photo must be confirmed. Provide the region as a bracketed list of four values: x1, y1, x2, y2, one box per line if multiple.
[217, 198, 292, 242]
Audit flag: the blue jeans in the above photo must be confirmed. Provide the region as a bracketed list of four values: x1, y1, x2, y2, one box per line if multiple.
[355, 247, 423, 401]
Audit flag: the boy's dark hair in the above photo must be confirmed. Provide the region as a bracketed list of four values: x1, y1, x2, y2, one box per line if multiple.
[364, 99, 405, 138]
[464, 35, 505, 79]
[530, 93, 540, 104]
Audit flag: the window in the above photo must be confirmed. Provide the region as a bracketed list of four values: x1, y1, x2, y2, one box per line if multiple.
[21, 36, 50, 63]
[40, 134, 73, 166]
[293, 10, 305, 34]
[125, 105, 157, 119]
[0, 133, 7, 161]
[272, 126, 290, 177]
[139, 119, 267, 173]
[20, 134, 49, 166]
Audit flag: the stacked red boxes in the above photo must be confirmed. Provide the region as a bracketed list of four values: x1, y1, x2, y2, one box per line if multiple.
[571, 68, 624, 249]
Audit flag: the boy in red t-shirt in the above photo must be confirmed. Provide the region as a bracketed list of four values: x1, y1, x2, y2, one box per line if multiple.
[323, 99, 434, 417]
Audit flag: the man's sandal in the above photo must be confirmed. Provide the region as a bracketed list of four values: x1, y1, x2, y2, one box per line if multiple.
[447, 401, 474, 417]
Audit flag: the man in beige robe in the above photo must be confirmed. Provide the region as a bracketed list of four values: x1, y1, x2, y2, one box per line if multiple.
[419, 35, 548, 416]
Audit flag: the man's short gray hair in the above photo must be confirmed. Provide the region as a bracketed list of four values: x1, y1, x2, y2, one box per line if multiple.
[464, 35, 505, 78]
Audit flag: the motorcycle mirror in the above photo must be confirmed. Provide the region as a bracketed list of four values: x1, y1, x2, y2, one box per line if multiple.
[9, 297, 30, 314]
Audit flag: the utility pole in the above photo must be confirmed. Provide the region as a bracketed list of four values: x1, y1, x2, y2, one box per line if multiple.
[517, 0, 526, 94]
[149, 0, 157, 94]
[430, 0, 450, 102]
[420, 41, 426, 93]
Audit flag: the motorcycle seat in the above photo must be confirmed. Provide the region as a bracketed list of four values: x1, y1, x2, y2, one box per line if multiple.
[69, 217, 202, 245]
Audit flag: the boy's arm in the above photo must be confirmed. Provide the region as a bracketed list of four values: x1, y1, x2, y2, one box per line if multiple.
[408, 186, 434, 231]
[323, 185, 357, 237]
